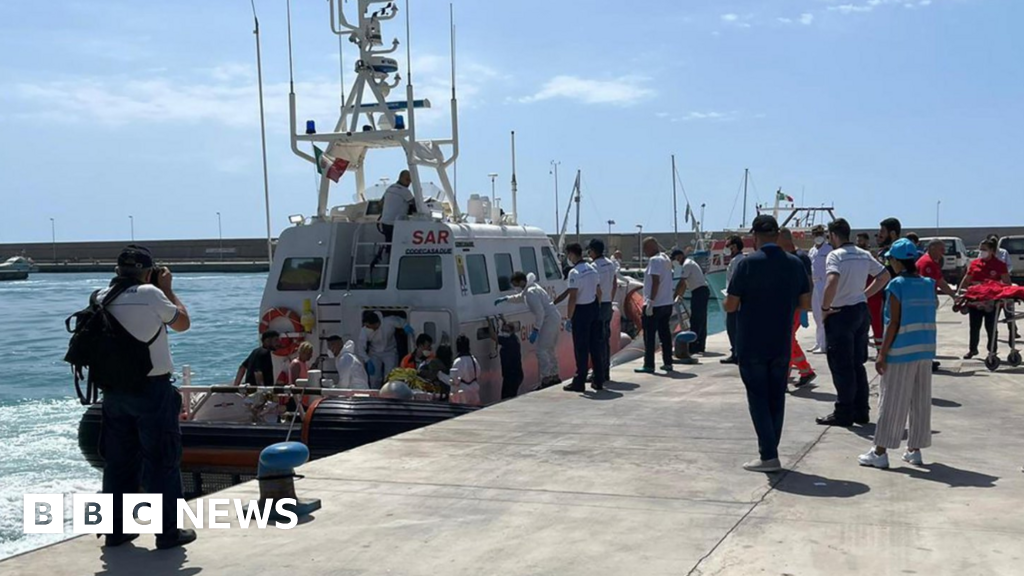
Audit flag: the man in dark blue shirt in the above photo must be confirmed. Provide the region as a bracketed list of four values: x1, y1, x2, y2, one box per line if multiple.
[724, 215, 812, 473]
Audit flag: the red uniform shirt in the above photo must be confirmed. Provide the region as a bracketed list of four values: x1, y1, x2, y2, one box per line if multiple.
[916, 253, 944, 282]
[967, 257, 1009, 283]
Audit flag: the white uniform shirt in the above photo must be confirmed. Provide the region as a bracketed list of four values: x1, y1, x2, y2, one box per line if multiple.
[356, 313, 407, 361]
[726, 252, 746, 287]
[379, 183, 414, 226]
[679, 258, 708, 290]
[825, 244, 886, 308]
[809, 242, 833, 284]
[334, 341, 369, 389]
[996, 248, 1012, 272]
[567, 261, 600, 305]
[98, 283, 178, 376]
[643, 253, 675, 307]
[592, 256, 618, 304]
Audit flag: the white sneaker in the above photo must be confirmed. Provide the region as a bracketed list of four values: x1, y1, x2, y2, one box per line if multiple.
[811, 348, 826, 355]
[902, 450, 924, 466]
[858, 449, 889, 469]
[743, 458, 782, 472]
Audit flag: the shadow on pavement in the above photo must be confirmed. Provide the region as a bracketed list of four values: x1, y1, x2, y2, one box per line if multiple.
[605, 381, 639, 391]
[772, 470, 871, 498]
[890, 463, 999, 488]
[789, 387, 837, 404]
[657, 371, 697, 380]
[581, 389, 624, 401]
[931, 397, 963, 408]
[97, 545, 199, 576]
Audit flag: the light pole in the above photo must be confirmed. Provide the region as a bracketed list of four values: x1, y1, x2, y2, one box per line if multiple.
[636, 224, 644, 267]
[936, 200, 941, 229]
[550, 160, 561, 232]
[216, 211, 223, 261]
[129, 215, 134, 242]
[607, 220, 615, 235]
[488, 173, 498, 221]
[50, 218, 56, 263]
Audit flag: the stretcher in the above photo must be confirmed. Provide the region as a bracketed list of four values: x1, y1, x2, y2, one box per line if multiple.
[953, 282, 1023, 372]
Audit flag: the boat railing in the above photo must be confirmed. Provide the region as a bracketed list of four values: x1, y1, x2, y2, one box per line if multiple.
[178, 385, 435, 421]
[349, 222, 391, 289]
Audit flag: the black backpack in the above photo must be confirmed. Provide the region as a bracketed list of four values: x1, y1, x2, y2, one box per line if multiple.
[64, 280, 161, 405]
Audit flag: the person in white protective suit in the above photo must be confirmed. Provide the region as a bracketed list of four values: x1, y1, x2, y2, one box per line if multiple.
[326, 336, 369, 389]
[807, 224, 833, 353]
[496, 271, 562, 388]
[356, 310, 414, 388]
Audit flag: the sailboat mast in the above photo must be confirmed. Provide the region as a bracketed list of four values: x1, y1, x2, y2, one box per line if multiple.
[574, 169, 581, 244]
[742, 168, 749, 228]
[672, 154, 679, 249]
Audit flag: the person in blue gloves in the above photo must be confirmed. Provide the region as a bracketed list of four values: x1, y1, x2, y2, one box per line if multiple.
[496, 271, 562, 388]
[356, 310, 414, 389]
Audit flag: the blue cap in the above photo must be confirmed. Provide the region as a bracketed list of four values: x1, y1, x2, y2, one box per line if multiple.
[885, 238, 919, 260]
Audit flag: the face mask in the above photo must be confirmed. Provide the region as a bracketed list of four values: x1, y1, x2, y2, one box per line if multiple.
[814, 236, 825, 246]
[514, 285, 524, 293]
[327, 349, 337, 359]
[980, 250, 991, 260]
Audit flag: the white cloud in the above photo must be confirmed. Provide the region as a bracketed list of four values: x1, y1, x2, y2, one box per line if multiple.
[519, 75, 655, 106]
[721, 13, 739, 22]
[777, 17, 794, 24]
[828, 0, 935, 14]
[720, 13, 753, 28]
[800, 13, 816, 25]
[665, 111, 745, 123]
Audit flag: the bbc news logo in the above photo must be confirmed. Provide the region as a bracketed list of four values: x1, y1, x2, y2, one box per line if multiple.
[23, 494, 299, 534]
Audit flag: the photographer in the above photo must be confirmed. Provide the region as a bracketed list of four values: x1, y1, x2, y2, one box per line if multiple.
[97, 245, 195, 549]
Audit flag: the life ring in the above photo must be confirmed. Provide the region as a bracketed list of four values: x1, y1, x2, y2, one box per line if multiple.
[259, 307, 303, 357]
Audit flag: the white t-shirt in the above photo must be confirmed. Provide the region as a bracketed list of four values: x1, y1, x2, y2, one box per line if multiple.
[643, 253, 675, 307]
[678, 258, 708, 290]
[567, 261, 599, 305]
[98, 283, 179, 376]
[825, 244, 886, 308]
[380, 183, 414, 226]
[809, 243, 833, 283]
[996, 248, 1012, 272]
[592, 256, 618, 304]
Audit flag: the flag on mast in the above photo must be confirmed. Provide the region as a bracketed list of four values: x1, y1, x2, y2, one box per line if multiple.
[776, 189, 794, 203]
[314, 145, 350, 183]
[685, 204, 692, 224]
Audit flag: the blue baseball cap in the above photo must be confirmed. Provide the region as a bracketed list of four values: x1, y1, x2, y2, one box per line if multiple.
[885, 238, 919, 260]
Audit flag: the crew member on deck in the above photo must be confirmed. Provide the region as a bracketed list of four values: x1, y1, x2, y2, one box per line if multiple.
[589, 239, 618, 385]
[374, 170, 418, 267]
[497, 272, 562, 388]
[356, 311, 415, 388]
[673, 248, 710, 355]
[562, 243, 604, 392]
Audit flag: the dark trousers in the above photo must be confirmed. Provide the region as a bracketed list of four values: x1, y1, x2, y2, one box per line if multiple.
[969, 307, 997, 354]
[501, 374, 523, 400]
[739, 356, 790, 461]
[689, 286, 710, 353]
[571, 302, 603, 387]
[597, 302, 613, 382]
[100, 376, 184, 539]
[725, 311, 738, 356]
[642, 304, 674, 369]
[825, 303, 871, 420]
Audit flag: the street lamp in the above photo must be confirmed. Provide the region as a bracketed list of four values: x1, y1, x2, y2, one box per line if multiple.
[936, 200, 941, 229]
[216, 211, 223, 261]
[550, 160, 561, 232]
[607, 220, 615, 235]
[129, 215, 134, 242]
[50, 218, 56, 263]
[636, 224, 644, 267]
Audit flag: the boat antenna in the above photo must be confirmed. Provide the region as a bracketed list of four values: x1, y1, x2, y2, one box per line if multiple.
[671, 154, 679, 249]
[450, 3, 457, 200]
[285, 0, 295, 90]
[742, 168, 749, 228]
[511, 131, 518, 225]
[252, 0, 273, 264]
[338, 2, 345, 108]
[575, 169, 581, 244]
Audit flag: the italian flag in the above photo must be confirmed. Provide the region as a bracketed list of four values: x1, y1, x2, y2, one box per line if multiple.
[314, 146, 350, 183]
[776, 189, 794, 202]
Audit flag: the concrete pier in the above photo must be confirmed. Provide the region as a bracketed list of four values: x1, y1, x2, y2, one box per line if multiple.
[3, 306, 1023, 575]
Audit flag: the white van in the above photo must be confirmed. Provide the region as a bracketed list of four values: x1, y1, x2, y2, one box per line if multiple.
[998, 236, 1024, 283]
[919, 237, 968, 283]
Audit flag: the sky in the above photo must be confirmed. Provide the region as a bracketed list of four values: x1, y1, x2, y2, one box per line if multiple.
[1, 0, 1022, 244]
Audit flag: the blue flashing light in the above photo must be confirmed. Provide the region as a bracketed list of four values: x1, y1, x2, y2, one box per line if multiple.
[305, 120, 316, 135]
[394, 115, 405, 130]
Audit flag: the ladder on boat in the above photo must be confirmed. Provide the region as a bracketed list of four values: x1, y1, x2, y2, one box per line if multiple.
[349, 223, 391, 289]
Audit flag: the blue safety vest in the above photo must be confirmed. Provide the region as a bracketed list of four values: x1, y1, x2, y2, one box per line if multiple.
[884, 275, 937, 364]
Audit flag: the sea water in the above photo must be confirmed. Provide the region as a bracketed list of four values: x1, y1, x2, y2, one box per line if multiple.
[0, 272, 724, 558]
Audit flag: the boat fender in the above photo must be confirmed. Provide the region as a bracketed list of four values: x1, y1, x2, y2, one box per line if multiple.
[259, 307, 304, 357]
[379, 381, 415, 401]
[255, 442, 321, 520]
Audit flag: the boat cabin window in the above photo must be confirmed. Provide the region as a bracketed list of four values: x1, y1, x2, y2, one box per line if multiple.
[397, 256, 443, 290]
[466, 254, 490, 295]
[519, 247, 539, 279]
[495, 253, 514, 292]
[541, 247, 561, 281]
[277, 257, 324, 291]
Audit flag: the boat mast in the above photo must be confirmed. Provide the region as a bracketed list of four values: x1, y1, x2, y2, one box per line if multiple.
[742, 167, 749, 229]
[253, 0, 273, 264]
[510, 131, 518, 225]
[574, 169, 581, 244]
[672, 154, 679, 249]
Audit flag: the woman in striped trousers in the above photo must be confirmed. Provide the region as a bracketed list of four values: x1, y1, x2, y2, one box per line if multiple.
[858, 239, 938, 470]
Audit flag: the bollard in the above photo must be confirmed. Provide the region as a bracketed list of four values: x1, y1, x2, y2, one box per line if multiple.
[256, 441, 321, 521]
[674, 331, 699, 365]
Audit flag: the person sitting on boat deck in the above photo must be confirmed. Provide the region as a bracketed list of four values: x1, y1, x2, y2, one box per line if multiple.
[808, 224, 833, 354]
[635, 237, 674, 374]
[672, 248, 710, 355]
[958, 238, 1011, 360]
[496, 271, 562, 388]
[490, 319, 524, 400]
[357, 310, 415, 388]
[779, 227, 817, 389]
[724, 215, 812, 473]
[721, 235, 746, 365]
[327, 335, 369, 389]
[289, 341, 314, 385]
[96, 245, 195, 549]
[450, 335, 482, 405]
[855, 232, 871, 251]
[234, 330, 282, 386]
[562, 242, 604, 393]
[589, 239, 619, 386]
[373, 170, 417, 266]
[401, 333, 435, 370]
[419, 344, 453, 400]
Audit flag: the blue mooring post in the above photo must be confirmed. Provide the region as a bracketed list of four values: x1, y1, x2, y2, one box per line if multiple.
[256, 442, 322, 520]
[674, 331, 699, 365]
